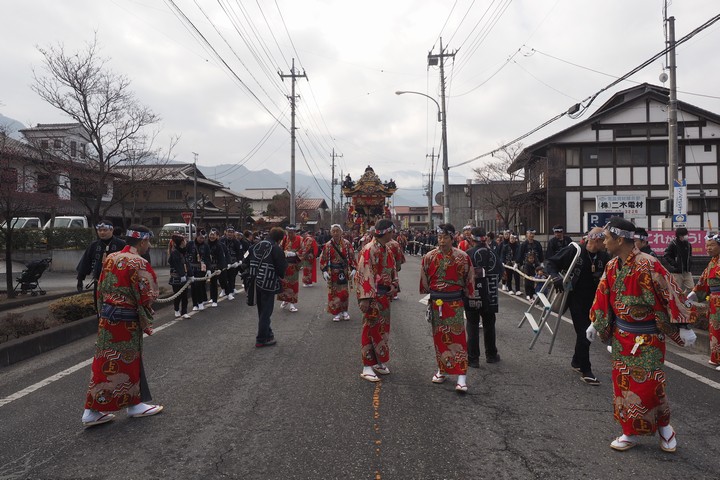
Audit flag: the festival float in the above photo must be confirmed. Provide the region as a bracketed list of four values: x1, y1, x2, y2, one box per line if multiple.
[341, 166, 397, 234]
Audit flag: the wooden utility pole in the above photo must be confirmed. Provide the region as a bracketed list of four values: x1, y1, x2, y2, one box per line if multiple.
[279, 58, 307, 225]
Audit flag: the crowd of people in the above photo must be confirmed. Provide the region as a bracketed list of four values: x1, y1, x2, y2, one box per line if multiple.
[76, 216, 720, 456]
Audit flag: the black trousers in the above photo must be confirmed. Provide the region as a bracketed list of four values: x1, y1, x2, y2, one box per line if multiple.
[465, 307, 497, 361]
[506, 271, 520, 292]
[226, 267, 237, 292]
[172, 284, 188, 314]
[255, 289, 276, 343]
[191, 280, 207, 306]
[568, 297, 593, 374]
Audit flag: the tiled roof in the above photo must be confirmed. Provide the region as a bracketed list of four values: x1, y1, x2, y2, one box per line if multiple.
[296, 198, 328, 210]
[394, 205, 442, 214]
[241, 188, 288, 200]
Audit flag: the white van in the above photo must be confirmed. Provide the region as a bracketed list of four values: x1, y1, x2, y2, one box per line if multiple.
[158, 223, 196, 244]
[0, 217, 42, 229]
[43, 216, 89, 229]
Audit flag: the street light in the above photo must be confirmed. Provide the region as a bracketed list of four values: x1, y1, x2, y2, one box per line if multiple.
[395, 90, 450, 223]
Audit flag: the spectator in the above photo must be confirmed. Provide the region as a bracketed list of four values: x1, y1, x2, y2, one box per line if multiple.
[663, 227, 693, 293]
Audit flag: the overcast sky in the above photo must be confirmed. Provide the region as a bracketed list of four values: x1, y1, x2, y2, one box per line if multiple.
[2, 1, 719, 203]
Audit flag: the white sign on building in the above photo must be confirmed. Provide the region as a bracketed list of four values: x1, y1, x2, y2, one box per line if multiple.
[596, 194, 647, 216]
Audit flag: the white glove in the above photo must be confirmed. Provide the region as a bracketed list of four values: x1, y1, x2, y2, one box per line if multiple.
[679, 328, 697, 348]
[323, 271, 330, 281]
[286, 251, 297, 257]
[180, 276, 187, 283]
[586, 324, 597, 343]
[686, 291, 698, 304]
[350, 269, 356, 279]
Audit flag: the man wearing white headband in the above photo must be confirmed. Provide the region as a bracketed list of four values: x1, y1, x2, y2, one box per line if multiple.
[319, 224, 356, 321]
[278, 224, 305, 312]
[82, 224, 162, 427]
[588, 216, 696, 452]
[420, 223, 474, 393]
[76, 219, 126, 295]
[356, 219, 399, 382]
[687, 232, 720, 370]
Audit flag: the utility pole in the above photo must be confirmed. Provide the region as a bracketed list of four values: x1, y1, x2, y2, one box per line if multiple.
[192, 151, 198, 238]
[330, 149, 343, 224]
[425, 148, 438, 231]
[428, 37, 456, 224]
[279, 58, 307, 225]
[667, 16, 679, 218]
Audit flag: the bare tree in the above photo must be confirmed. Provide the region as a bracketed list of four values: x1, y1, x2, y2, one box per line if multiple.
[30, 35, 176, 224]
[472, 143, 526, 231]
[0, 130, 55, 297]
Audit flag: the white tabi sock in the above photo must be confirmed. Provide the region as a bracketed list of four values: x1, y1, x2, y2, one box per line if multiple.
[457, 374, 467, 386]
[363, 366, 375, 376]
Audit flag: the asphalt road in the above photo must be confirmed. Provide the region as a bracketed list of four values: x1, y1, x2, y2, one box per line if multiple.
[0, 256, 718, 480]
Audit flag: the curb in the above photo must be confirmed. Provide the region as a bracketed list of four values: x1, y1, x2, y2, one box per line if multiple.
[0, 298, 173, 368]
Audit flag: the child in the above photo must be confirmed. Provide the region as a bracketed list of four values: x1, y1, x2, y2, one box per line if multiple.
[523, 252, 540, 300]
[533, 265, 548, 299]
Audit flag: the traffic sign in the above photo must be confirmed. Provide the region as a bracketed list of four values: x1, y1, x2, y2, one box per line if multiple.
[181, 211, 193, 224]
[672, 213, 687, 228]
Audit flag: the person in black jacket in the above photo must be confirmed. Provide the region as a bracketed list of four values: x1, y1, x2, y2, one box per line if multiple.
[546, 225, 572, 259]
[168, 234, 190, 318]
[465, 227, 503, 366]
[663, 227, 693, 293]
[545, 226, 610, 385]
[243, 226, 288, 347]
[207, 228, 228, 307]
[76, 219, 126, 296]
[633, 228, 656, 257]
[187, 230, 211, 311]
[500, 233, 520, 294]
[515, 228, 544, 266]
[221, 226, 243, 299]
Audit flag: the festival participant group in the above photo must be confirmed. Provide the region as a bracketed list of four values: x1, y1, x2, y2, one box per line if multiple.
[78, 217, 720, 455]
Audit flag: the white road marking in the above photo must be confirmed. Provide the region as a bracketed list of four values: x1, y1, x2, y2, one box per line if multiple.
[0, 307, 196, 408]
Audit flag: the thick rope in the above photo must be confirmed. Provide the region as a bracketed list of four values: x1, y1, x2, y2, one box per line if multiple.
[154, 261, 242, 304]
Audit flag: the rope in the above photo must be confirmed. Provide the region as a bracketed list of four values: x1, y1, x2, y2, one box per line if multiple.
[154, 261, 243, 304]
[503, 262, 547, 283]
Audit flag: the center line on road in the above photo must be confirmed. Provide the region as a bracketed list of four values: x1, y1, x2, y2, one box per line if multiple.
[372, 382, 382, 480]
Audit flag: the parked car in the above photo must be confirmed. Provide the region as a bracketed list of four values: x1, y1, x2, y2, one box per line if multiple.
[42, 216, 89, 229]
[0, 217, 42, 229]
[158, 222, 196, 245]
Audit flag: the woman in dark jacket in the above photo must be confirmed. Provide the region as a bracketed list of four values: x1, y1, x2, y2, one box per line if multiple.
[168, 234, 191, 318]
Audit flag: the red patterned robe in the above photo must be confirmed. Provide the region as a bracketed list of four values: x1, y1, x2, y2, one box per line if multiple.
[85, 246, 159, 412]
[420, 247, 474, 375]
[302, 234, 319, 285]
[278, 234, 304, 303]
[691, 255, 720, 365]
[590, 248, 691, 437]
[356, 238, 398, 366]
[319, 238, 356, 315]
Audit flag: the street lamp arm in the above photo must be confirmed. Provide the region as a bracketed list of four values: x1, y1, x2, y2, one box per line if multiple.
[395, 91, 442, 122]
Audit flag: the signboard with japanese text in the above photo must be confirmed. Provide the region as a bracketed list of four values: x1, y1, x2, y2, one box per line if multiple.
[673, 179, 687, 215]
[645, 229, 706, 256]
[596, 194, 646, 216]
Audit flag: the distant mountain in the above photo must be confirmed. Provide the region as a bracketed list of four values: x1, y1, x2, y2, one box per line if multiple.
[0, 113, 26, 140]
[205, 164, 435, 207]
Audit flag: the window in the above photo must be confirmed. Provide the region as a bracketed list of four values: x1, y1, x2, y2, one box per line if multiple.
[581, 147, 598, 167]
[70, 141, 77, 157]
[704, 144, 712, 152]
[167, 190, 183, 200]
[53, 139, 62, 149]
[40, 140, 49, 150]
[598, 147, 613, 166]
[648, 198, 663, 215]
[81, 143, 86, 158]
[649, 145, 667, 165]
[37, 174, 55, 194]
[566, 148, 580, 166]
[616, 147, 632, 166]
